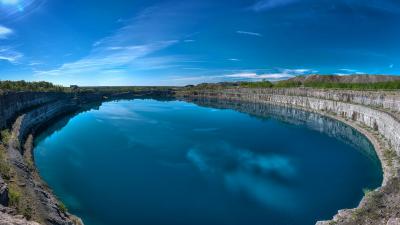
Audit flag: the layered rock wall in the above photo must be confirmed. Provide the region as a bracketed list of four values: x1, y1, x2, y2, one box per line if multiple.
[0, 92, 70, 131]
[179, 88, 400, 157]
[178, 88, 400, 225]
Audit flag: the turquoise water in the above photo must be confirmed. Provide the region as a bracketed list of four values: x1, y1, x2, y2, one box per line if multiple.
[34, 99, 382, 225]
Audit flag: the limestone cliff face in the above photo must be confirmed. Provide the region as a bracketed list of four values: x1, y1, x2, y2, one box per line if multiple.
[0, 211, 41, 225]
[178, 88, 400, 225]
[187, 98, 377, 161]
[179, 88, 400, 159]
[0, 92, 71, 130]
[183, 88, 400, 112]
[0, 88, 399, 225]
[0, 90, 170, 225]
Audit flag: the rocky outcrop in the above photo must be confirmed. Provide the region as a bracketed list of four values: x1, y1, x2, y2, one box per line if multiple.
[179, 88, 400, 159]
[0, 90, 172, 225]
[289, 74, 400, 84]
[187, 98, 378, 161]
[0, 211, 40, 225]
[0, 92, 70, 131]
[1, 87, 399, 225]
[178, 88, 400, 225]
[0, 177, 8, 206]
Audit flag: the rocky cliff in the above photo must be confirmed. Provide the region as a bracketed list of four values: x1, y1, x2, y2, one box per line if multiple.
[178, 88, 400, 225]
[0, 90, 171, 225]
[0, 87, 399, 225]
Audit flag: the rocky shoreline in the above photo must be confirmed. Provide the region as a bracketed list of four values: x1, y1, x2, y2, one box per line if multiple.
[0, 87, 399, 224]
[177, 88, 400, 225]
[0, 90, 172, 225]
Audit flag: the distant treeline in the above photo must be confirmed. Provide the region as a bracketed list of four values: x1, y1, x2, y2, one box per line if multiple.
[274, 80, 400, 90]
[0, 80, 66, 92]
[2, 77, 400, 93]
[0, 80, 178, 94]
[77, 86, 177, 93]
[185, 79, 400, 90]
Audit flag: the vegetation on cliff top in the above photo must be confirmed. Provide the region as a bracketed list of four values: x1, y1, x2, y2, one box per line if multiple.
[1, 74, 400, 92]
[0, 80, 66, 92]
[184, 75, 400, 90]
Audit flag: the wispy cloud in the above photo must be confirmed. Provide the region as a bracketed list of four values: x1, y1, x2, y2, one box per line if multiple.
[236, 30, 262, 37]
[224, 69, 312, 80]
[251, 0, 299, 12]
[224, 72, 292, 79]
[0, 25, 13, 39]
[35, 41, 177, 77]
[0, 46, 22, 63]
[0, 0, 19, 5]
[34, 1, 205, 84]
[168, 68, 314, 85]
[250, 0, 400, 14]
[336, 68, 365, 75]
[228, 58, 240, 61]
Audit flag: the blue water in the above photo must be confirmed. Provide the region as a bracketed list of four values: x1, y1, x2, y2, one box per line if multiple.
[34, 99, 382, 225]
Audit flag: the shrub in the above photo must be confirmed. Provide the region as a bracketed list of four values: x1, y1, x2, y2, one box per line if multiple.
[23, 205, 33, 219]
[0, 80, 66, 92]
[0, 144, 11, 180]
[8, 185, 21, 207]
[59, 202, 68, 213]
[274, 80, 302, 88]
[0, 129, 11, 144]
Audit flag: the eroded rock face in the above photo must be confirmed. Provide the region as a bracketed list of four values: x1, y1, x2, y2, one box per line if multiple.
[0, 211, 41, 225]
[1, 88, 399, 225]
[178, 88, 400, 225]
[0, 90, 159, 225]
[179, 88, 400, 158]
[188, 98, 376, 160]
[0, 92, 71, 131]
[0, 177, 8, 206]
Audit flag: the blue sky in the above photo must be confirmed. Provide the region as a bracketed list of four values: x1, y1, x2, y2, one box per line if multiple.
[0, 0, 399, 86]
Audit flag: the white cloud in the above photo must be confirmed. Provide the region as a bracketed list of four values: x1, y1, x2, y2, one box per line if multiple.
[0, 25, 13, 39]
[0, 46, 22, 63]
[228, 58, 240, 61]
[167, 68, 314, 85]
[339, 68, 357, 73]
[34, 1, 203, 82]
[35, 41, 177, 77]
[338, 68, 365, 75]
[0, 0, 19, 5]
[224, 72, 293, 79]
[251, 0, 299, 12]
[236, 30, 262, 37]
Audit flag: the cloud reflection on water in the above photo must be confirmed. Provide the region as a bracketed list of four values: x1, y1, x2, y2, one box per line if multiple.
[186, 142, 299, 210]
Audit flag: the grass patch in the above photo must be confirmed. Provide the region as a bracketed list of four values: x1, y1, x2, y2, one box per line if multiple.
[0, 129, 11, 144]
[383, 149, 397, 167]
[59, 202, 67, 213]
[8, 184, 21, 207]
[0, 144, 11, 180]
[23, 205, 33, 220]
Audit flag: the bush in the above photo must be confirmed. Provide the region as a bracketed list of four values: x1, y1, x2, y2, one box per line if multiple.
[0, 80, 66, 92]
[239, 80, 273, 88]
[0, 144, 11, 180]
[59, 202, 68, 213]
[0, 129, 11, 144]
[8, 185, 21, 207]
[273, 80, 302, 88]
[23, 205, 33, 219]
[303, 81, 400, 90]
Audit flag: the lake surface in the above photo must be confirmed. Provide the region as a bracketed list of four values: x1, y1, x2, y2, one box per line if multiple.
[34, 99, 382, 225]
